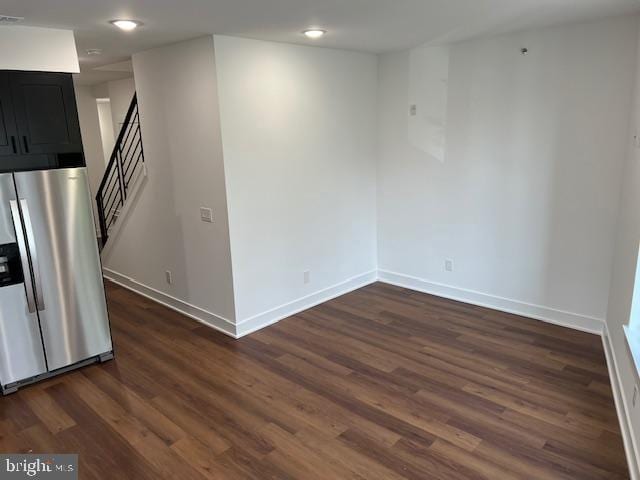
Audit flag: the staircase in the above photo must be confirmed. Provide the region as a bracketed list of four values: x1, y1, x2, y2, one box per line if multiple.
[96, 94, 145, 244]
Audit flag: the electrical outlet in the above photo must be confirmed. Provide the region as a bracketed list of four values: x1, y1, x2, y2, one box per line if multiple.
[445, 259, 454, 272]
[633, 385, 638, 408]
[409, 104, 417, 116]
[303, 271, 311, 284]
[200, 207, 213, 223]
[165, 270, 173, 285]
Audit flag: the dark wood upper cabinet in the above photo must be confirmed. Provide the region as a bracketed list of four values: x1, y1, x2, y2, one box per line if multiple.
[9, 72, 82, 155]
[0, 73, 19, 157]
[0, 71, 84, 173]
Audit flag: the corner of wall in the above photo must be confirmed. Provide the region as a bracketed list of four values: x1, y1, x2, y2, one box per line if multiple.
[103, 268, 238, 337]
[377, 270, 604, 334]
[234, 270, 378, 337]
[102, 35, 237, 334]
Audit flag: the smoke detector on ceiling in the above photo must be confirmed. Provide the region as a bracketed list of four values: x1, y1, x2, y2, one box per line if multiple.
[0, 15, 24, 24]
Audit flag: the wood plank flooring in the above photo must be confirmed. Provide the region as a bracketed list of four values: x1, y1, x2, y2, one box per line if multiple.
[0, 281, 629, 479]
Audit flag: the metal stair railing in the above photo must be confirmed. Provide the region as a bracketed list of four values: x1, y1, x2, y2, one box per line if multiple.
[96, 93, 144, 244]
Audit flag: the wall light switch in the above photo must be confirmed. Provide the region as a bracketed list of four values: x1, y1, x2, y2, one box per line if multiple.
[200, 207, 213, 223]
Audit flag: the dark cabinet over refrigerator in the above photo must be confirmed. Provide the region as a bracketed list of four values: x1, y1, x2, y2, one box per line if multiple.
[0, 71, 84, 173]
[0, 73, 19, 157]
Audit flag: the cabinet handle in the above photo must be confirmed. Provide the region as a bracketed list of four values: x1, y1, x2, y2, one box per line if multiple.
[22, 136, 29, 153]
[10, 136, 17, 154]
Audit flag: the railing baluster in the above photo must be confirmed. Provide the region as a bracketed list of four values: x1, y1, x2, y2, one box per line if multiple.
[97, 195, 108, 242]
[116, 145, 125, 202]
[123, 140, 142, 180]
[102, 178, 120, 213]
[104, 187, 123, 220]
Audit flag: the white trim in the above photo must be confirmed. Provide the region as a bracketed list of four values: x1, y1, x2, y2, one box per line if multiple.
[103, 267, 237, 337]
[377, 269, 604, 334]
[603, 324, 640, 480]
[103, 268, 378, 339]
[234, 270, 378, 337]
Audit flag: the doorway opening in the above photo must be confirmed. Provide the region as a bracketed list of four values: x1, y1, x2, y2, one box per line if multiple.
[96, 98, 115, 166]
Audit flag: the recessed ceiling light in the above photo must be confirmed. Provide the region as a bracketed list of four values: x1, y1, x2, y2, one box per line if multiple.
[303, 29, 326, 39]
[110, 19, 142, 31]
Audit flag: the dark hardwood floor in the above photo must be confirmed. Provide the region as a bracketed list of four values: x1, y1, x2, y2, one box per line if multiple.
[0, 281, 629, 479]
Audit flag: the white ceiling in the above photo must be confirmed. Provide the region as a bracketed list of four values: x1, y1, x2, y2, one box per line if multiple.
[2, 0, 639, 84]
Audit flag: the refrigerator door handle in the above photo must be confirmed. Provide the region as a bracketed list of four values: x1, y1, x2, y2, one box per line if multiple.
[19, 199, 45, 312]
[9, 200, 37, 313]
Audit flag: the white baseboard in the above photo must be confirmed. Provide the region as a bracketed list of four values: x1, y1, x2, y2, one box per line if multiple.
[234, 270, 378, 337]
[104, 266, 605, 337]
[602, 324, 640, 480]
[377, 270, 604, 334]
[103, 268, 378, 339]
[103, 268, 237, 337]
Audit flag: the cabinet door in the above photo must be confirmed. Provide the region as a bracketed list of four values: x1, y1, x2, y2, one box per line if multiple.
[0, 73, 18, 156]
[10, 72, 83, 155]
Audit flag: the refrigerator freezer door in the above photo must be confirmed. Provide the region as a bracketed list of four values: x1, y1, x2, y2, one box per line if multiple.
[0, 173, 47, 387]
[13, 168, 112, 372]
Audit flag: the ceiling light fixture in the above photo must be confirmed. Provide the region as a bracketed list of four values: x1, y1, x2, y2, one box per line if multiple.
[303, 28, 326, 39]
[110, 19, 142, 31]
[86, 48, 102, 56]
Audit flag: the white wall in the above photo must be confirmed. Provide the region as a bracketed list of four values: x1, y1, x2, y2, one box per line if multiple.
[106, 77, 136, 137]
[214, 35, 378, 331]
[408, 45, 449, 162]
[102, 36, 236, 329]
[91, 76, 136, 143]
[605, 21, 640, 473]
[0, 26, 78, 73]
[377, 16, 638, 332]
[96, 100, 115, 164]
[74, 84, 106, 231]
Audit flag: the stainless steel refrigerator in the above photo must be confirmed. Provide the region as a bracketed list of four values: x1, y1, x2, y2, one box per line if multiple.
[0, 167, 113, 395]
